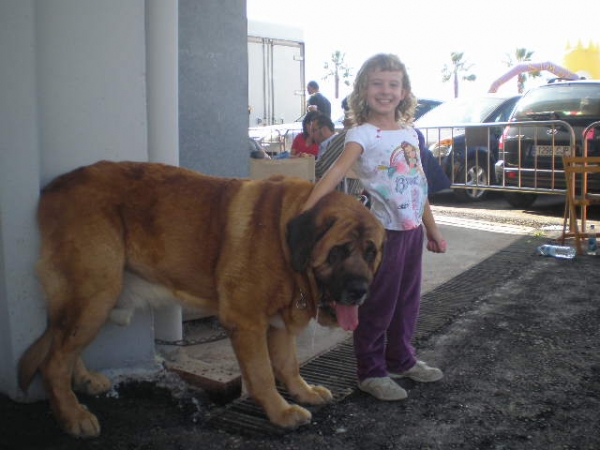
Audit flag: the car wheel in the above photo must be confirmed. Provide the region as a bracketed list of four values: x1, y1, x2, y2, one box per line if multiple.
[504, 192, 538, 209]
[453, 161, 489, 202]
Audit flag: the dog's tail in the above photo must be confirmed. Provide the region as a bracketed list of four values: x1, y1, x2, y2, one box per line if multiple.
[18, 329, 52, 392]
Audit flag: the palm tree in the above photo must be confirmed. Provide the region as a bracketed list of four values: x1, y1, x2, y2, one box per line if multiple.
[442, 52, 477, 98]
[323, 50, 353, 99]
[503, 47, 541, 93]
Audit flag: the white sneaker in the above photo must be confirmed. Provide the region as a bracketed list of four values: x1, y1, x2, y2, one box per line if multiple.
[389, 360, 443, 383]
[357, 377, 407, 401]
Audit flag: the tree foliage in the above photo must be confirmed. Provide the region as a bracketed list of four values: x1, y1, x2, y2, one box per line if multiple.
[441, 52, 477, 98]
[323, 50, 353, 99]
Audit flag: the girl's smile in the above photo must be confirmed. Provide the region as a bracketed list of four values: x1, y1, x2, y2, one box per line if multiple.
[366, 69, 406, 125]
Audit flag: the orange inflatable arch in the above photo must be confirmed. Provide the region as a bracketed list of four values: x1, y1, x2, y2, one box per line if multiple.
[488, 62, 579, 93]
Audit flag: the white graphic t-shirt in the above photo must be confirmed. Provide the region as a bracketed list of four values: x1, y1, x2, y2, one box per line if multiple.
[345, 123, 428, 230]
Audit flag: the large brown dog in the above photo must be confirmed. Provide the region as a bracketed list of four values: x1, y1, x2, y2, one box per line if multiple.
[18, 161, 385, 438]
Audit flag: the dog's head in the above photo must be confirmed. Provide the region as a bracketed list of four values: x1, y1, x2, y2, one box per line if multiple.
[287, 191, 385, 331]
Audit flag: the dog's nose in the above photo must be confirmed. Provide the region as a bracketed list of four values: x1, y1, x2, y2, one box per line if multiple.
[342, 279, 369, 305]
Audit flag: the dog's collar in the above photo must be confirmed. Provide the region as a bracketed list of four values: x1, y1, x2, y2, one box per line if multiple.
[294, 271, 319, 318]
[295, 290, 307, 309]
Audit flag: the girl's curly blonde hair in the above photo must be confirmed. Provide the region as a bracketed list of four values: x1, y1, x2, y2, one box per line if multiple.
[348, 53, 417, 126]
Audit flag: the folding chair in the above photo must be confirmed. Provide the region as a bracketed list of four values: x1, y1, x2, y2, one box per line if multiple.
[560, 155, 600, 254]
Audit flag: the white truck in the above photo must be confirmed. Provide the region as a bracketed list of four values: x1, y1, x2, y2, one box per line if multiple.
[248, 20, 306, 128]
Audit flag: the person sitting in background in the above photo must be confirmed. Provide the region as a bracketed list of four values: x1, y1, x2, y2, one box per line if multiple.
[291, 110, 320, 158]
[310, 114, 336, 160]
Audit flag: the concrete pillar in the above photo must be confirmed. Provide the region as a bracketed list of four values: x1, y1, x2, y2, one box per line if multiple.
[145, 0, 182, 342]
[0, 0, 44, 400]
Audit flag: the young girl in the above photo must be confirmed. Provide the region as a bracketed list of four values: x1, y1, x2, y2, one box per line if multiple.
[301, 53, 447, 401]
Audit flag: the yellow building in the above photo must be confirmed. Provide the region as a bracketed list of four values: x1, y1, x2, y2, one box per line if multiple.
[563, 41, 600, 79]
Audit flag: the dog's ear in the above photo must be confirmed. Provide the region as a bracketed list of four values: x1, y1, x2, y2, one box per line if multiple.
[287, 207, 338, 272]
[287, 209, 317, 272]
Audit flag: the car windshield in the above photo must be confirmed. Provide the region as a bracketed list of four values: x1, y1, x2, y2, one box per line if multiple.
[512, 84, 600, 120]
[416, 97, 510, 126]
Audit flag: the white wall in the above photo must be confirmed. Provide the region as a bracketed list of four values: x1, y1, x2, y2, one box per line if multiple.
[0, 0, 179, 400]
[37, 0, 150, 182]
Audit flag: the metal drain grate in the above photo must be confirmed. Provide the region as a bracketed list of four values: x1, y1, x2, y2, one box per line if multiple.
[415, 237, 536, 340]
[207, 339, 357, 436]
[207, 235, 540, 436]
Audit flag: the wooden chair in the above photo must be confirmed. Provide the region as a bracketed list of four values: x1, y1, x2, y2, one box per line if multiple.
[560, 155, 600, 254]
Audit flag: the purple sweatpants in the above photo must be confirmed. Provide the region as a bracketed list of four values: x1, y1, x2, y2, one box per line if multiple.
[353, 226, 424, 381]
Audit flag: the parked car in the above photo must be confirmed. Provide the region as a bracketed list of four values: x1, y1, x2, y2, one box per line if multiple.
[249, 98, 443, 155]
[497, 80, 600, 208]
[415, 94, 521, 201]
[414, 98, 444, 120]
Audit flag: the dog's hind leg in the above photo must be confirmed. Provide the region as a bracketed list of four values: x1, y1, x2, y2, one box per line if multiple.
[267, 326, 333, 405]
[39, 281, 122, 439]
[35, 232, 125, 438]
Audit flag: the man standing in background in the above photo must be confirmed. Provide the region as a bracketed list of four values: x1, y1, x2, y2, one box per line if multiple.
[306, 81, 332, 119]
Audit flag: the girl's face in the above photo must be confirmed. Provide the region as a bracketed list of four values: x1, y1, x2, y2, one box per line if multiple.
[365, 69, 406, 118]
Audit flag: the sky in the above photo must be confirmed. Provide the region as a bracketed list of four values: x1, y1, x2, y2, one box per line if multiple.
[247, 0, 598, 109]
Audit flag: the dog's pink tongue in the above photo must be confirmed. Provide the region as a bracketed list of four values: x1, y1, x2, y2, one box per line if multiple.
[335, 303, 359, 331]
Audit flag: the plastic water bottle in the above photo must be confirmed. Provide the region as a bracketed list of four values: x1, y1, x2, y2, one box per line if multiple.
[537, 244, 576, 259]
[587, 225, 598, 256]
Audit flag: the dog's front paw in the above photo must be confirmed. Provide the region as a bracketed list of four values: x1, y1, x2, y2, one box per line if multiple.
[295, 384, 333, 405]
[62, 405, 101, 439]
[270, 404, 312, 429]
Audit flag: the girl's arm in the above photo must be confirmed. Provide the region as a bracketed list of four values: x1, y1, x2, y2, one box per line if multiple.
[301, 141, 363, 212]
[422, 199, 447, 253]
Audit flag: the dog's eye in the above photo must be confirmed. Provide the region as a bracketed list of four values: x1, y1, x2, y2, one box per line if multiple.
[328, 244, 349, 265]
[364, 241, 377, 263]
